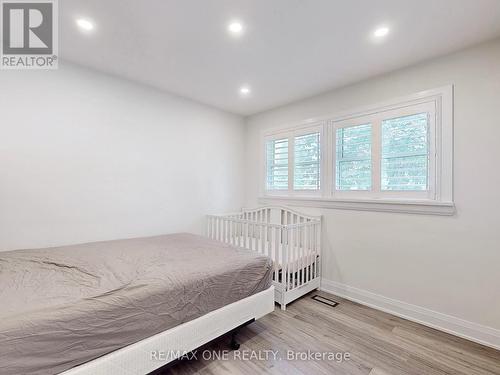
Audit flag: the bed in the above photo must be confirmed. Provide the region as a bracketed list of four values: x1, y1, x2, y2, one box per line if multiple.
[0, 233, 274, 375]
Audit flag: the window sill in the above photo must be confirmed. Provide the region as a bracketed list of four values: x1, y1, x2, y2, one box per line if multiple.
[258, 195, 455, 216]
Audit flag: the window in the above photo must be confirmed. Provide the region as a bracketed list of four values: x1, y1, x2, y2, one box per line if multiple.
[336, 124, 372, 190]
[381, 113, 429, 191]
[294, 132, 320, 190]
[264, 125, 323, 194]
[261, 86, 454, 215]
[332, 101, 435, 200]
[266, 138, 288, 190]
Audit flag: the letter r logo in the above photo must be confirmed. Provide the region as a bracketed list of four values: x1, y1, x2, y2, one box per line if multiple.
[2, 2, 53, 54]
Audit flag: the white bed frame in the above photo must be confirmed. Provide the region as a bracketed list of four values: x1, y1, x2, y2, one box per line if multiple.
[207, 206, 322, 310]
[60, 286, 274, 375]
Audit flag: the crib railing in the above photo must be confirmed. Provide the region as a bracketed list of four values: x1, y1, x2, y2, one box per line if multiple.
[207, 206, 321, 299]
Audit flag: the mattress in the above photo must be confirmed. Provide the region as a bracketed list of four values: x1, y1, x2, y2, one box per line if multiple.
[0, 233, 273, 375]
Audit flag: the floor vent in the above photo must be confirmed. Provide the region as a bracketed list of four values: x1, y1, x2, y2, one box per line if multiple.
[312, 295, 339, 307]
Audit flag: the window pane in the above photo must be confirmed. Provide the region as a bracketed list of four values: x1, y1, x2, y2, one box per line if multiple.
[294, 132, 320, 190]
[266, 138, 288, 190]
[381, 113, 429, 191]
[336, 124, 372, 190]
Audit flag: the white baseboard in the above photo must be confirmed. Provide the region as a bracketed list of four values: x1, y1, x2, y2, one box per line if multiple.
[320, 278, 500, 351]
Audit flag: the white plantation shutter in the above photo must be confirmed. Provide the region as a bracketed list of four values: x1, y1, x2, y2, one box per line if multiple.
[266, 138, 288, 190]
[381, 113, 429, 191]
[261, 87, 453, 213]
[336, 124, 372, 190]
[294, 132, 320, 190]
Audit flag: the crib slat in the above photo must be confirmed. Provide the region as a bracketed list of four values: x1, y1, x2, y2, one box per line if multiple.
[307, 225, 314, 280]
[296, 223, 301, 287]
[305, 219, 309, 284]
[213, 217, 216, 240]
[224, 219, 227, 244]
[308, 223, 312, 279]
[264, 223, 268, 256]
[293, 214, 298, 286]
[250, 222, 254, 251]
[287, 228, 292, 291]
[316, 223, 319, 278]
[309, 225, 317, 277]
[300, 219, 305, 285]
[255, 223, 259, 253]
[275, 226, 280, 283]
[251, 222, 255, 251]
[221, 219, 226, 242]
[290, 223, 294, 289]
[252, 222, 256, 250]
[212, 217, 215, 240]
[293, 226, 297, 288]
[231, 220, 235, 245]
[262, 223, 266, 254]
[235, 219, 238, 246]
[223, 218, 226, 244]
[213, 218, 216, 240]
[304, 223, 309, 283]
[312, 225, 318, 277]
[304, 224, 313, 281]
[244, 221, 247, 249]
[282, 228, 286, 291]
[259, 223, 263, 255]
[258, 223, 261, 252]
[314, 223, 318, 278]
[218, 218, 222, 242]
[297, 218, 301, 286]
[295, 216, 299, 288]
[226, 218, 229, 245]
[233, 217, 239, 246]
[301, 222, 305, 286]
[237, 221, 241, 248]
[249, 221, 252, 249]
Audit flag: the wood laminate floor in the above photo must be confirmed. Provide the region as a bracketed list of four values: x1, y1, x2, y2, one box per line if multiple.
[162, 291, 500, 375]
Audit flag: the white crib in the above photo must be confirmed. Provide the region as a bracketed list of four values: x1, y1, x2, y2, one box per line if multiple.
[207, 206, 321, 310]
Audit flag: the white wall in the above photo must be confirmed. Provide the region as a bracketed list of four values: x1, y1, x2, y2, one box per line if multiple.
[0, 62, 245, 251]
[245, 39, 500, 342]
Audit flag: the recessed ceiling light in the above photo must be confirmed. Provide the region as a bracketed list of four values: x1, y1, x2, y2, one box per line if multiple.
[228, 21, 244, 35]
[373, 26, 389, 38]
[76, 18, 95, 32]
[239, 86, 251, 96]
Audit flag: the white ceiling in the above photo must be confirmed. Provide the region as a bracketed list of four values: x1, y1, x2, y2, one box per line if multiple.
[60, 0, 500, 116]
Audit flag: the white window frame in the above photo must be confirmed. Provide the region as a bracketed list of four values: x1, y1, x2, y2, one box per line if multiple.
[263, 123, 326, 198]
[332, 101, 436, 200]
[260, 86, 454, 215]
[265, 136, 290, 191]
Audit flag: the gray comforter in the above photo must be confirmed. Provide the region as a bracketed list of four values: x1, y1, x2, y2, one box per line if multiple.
[0, 233, 273, 375]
